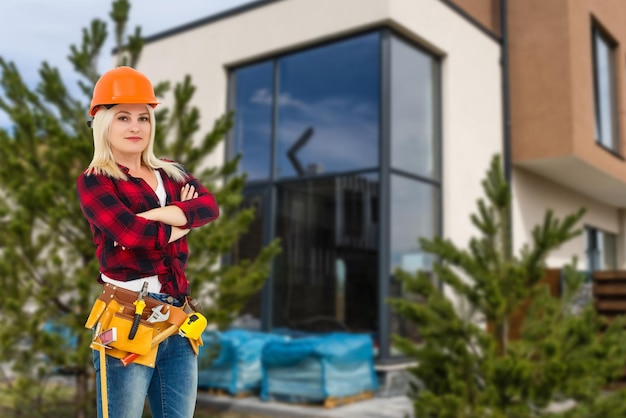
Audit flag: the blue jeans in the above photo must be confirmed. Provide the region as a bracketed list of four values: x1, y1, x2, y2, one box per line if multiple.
[93, 328, 198, 417]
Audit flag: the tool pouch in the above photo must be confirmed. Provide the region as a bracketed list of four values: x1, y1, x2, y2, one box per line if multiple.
[85, 284, 167, 356]
[85, 283, 201, 366]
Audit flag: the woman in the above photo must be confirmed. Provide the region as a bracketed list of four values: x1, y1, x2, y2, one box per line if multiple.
[76, 66, 219, 418]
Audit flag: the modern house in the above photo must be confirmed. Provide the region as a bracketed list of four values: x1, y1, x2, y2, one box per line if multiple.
[134, 0, 626, 363]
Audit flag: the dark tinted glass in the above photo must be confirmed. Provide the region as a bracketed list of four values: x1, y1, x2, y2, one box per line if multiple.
[272, 173, 379, 335]
[230, 190, 268, 329]
[276, 33, 380, 178]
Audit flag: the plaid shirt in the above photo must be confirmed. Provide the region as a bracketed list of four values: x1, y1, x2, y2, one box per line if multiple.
[76, 163, 219, 299]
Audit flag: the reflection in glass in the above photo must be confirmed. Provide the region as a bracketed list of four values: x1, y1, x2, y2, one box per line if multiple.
[390, 175, 438, 274]
[232, 62, 274, 181]
[389, 174, 439, 341]
[593, 29, 617, 150]
[273, 173, 379, 335]
[276, 33, 380, 178]
[390, 36, 438, 179]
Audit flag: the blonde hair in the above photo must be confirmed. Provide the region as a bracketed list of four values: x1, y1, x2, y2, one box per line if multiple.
[85, 105, 188, 183]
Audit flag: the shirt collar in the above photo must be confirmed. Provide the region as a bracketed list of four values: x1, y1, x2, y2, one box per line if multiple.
[118, 163, 165, 177]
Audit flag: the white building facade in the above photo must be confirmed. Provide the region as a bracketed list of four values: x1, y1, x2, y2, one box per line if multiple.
[137, 0, 514, 361]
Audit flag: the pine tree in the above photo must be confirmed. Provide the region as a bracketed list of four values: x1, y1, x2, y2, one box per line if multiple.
[0, 1, 279, 417]
[388, 154, 626, 418]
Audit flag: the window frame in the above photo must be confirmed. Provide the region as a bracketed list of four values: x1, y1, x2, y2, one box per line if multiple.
[591, 23, 620, 154]
[226, 27, 442, 361]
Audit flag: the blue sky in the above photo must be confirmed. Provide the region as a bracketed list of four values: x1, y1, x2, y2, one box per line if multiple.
[0, 0, 256, 127]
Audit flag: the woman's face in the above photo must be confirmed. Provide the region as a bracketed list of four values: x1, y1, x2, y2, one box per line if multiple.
[108, 103, 151, 160]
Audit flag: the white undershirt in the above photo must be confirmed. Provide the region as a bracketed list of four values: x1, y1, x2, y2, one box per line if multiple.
[154, 169, 167, 207]
[101, 170, 166, 293]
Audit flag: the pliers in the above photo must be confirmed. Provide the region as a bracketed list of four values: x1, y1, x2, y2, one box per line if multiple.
[128, 281, 149, 340]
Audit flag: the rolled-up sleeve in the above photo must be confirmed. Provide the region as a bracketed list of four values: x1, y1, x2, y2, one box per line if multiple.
[76, 173, 172, 249]
[169, 174, 220, 229]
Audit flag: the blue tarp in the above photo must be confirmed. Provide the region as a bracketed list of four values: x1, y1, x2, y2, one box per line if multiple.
[261, 332, 378, 401]
[198, 329, 286, 395]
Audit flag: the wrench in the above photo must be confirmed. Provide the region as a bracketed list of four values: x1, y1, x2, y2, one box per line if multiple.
[146, 304, 171, 323]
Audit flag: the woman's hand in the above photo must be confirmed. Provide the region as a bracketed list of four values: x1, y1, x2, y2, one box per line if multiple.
[134, 183, 197, 228]
[180, 183, 198, 201]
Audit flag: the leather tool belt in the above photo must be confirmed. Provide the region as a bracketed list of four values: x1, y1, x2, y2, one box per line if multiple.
[85, 283, 203, 368]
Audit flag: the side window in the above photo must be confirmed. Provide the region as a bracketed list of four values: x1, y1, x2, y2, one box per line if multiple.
[586, 226, 617, 271]
[592, 24, 619, 152]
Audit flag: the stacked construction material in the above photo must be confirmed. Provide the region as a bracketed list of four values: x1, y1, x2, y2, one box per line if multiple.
[261, 332, 378, 405]
[198, 329, 286, 396]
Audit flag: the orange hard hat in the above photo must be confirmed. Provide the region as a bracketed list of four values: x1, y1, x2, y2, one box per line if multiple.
[89, 66, 160, 116]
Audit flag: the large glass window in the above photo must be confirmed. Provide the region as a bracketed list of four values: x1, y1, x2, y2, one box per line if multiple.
[592, 25, 618, 151]
[228, 30, 441, 359]
[276, 33, 380, 178]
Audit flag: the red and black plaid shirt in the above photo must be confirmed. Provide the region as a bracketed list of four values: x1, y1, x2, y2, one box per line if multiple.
[76, 163, 219, 299]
